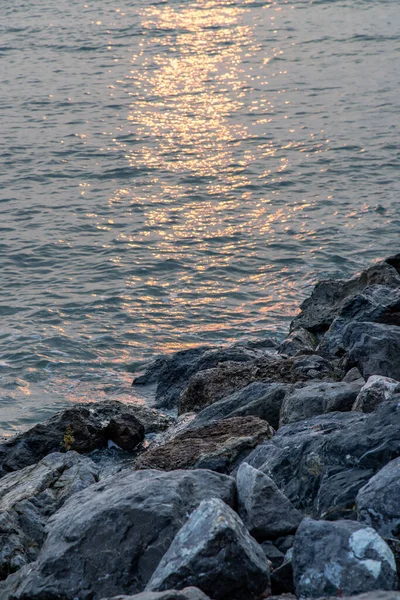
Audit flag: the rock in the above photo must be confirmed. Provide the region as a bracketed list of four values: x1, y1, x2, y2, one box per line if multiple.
[278, 327, 318, 357]
[271, 593, 400, 600]
[343, 367, 364, 383]
[0, 451, 98, 580]
[1, 469, 236, 600]
[357, 457, 400, 537]
[341, 322, 400, 380]
[244, 401, 400, 518]
[178, 355, 341, 415]
[260, 541, 284, 569]
[293, 518, 397, 598]
[236, 463, 302, 540]
[279, 381, 359, 426]
[146, 498, 270, 600]
[0, 401, 147, 477]
[352, 375, 400, 413]
[271, 548, 294, 595]
[101, 588, 211, 600]
[134, 417, 274, 474]
[187, 382, 289, 431]
[319, 284, 400, 357]
[290, 256, 400, 336]
[275, 535, 295, 554]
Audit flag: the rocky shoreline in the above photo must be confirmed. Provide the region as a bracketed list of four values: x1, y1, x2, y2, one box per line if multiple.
[2, 254, 400, 600]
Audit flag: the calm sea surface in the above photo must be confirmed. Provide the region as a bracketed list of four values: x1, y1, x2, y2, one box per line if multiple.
[1, 0, 399, 435]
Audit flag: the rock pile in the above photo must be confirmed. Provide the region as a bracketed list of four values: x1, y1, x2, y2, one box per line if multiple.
[2, 254, 400, 600]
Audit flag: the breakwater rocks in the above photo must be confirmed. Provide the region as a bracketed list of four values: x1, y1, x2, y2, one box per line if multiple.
[2, 254, 400, 600]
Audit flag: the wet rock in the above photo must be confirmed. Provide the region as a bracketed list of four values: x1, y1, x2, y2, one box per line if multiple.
[0, 451, 98, 580]
[352, 375, 400, 413]
[134, 417, 274, 474]
[101, 588, 211, 600]
[0, 401, 147, 476]
[290, 256, 400, 336]
[187, 382, 289, 431]
[178, 354, 341, 415]
[341, 322, 400, 380]
[357, 457, 400, 537]
[146, 498, 270, 600]
[293, 518, 397, 598]
[1, 469, 236, 600]
[278, 327, 318, 357]
[244, 401, 400, 518]
[271, 548, 294, 595]
[236, 462, 302, 540]
[279, 381, 359, 426]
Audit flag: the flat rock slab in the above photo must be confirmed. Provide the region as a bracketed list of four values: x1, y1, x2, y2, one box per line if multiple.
[134, 416, 275, 473]
[0, 451, 98, 579]
[1, 469, 236, 600]
[279, 381, 359, 426]
[236, 462, 302, 540]
[293, 518, 397, 598]
[0, 401, 148, 476]
[146, 498, 270, 600]
[102, 588, 211, 600]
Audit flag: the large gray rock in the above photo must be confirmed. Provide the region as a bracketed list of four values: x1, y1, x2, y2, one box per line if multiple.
[178, 355, 341, 415]
[133, 345, 269, 410]
[278, 327, 318, 357]
[102, 588, 211, 600]
[2, 469, 236, 600]
[352, 375, 400, 413]
[357, 457, 400, 537]
[290, 255, 400, 336]
[0, 451, 98, 579]
[146, 498, 270, 600]
[134, 417, 274, 474]
[279, 381, 359, 426]
[244, 400, 400, 519]
[0, 401, 147, 477]
[187, 382, 289, 431]
[293, 518, 397, 598]
[236, 463, 302, 540]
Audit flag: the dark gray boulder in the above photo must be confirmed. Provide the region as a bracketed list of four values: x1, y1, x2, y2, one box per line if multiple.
[0, 451, 98, 580]
[1, 469, 236, 600]
[187, 382, 289, 431]
[146, 498, 270, 600]
[236, 463, 302, 540]
[352, 375, 400, 413]
[101, 588, 211, 600]
[357, 457, 400, 537]
[260, 541, 284, 569]
[178, 354, 341, 415]
[244, 400, 400, 518]
[278, 327, 318, 357]
[293, 518, 397, 598]
[134, 417, 274, 474]
[290, 255, 400, 336]
[0, 401, 147, 477]
[279, 381, 359, 426]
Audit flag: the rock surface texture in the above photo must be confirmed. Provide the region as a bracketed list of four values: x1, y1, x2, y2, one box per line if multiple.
[101, 589, 211, 600]
[146, 498, 270, 600]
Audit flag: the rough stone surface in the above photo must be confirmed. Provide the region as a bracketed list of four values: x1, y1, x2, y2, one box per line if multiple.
[236, 462, 302, 540]
[260, 541, 284, 569]
[1, 469, 236, 600]
[293, 518, 397, 598]
[278, 327, 318, 357]
[244, 401, 400, 518]
[0, 451, 98, 580]
[178, 354, 341, 415]
[187, 382, 289, 431]
[146, 498, 270, 600]
[0, 401, 147, 477]
[357, 457, 400, 537]
[279, 381, 359, 426]
[290, 257, 400, 336]
[101, 588, 211, 600]
[134, 417, 274, 473]
[352, 375, 400, 413]
[271, 548, 294, 595]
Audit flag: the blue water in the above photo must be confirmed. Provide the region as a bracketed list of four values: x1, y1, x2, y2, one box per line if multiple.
[1, 0, 399, 435]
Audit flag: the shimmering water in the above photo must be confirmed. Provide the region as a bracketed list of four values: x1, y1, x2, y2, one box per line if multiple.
[1, 0, 399, 435]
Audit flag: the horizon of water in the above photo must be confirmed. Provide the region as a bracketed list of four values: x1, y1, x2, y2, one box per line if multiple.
[1, 0, 399, 435]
